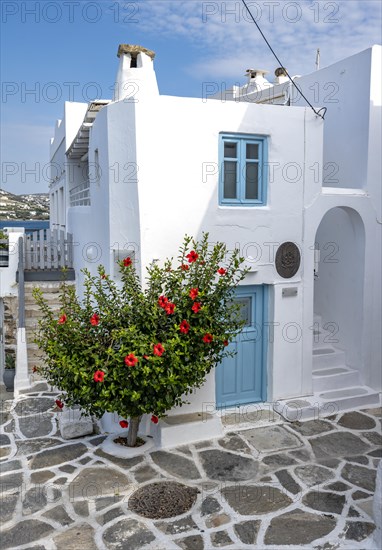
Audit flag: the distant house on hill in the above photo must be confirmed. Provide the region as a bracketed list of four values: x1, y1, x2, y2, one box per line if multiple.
[45, 44, 382, 421]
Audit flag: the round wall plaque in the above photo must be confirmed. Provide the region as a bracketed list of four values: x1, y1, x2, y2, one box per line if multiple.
[275, 242, 301, 278]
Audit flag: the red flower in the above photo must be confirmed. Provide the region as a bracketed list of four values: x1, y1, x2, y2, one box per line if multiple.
[124, 353, 138, 367]
[192, 302, 201, 314]
[58, 314, 67, 325]
[199, 260, 206, 266]
[55, 399, 64, 409]
[181, 264, 189, 271]
[158, 295, 169, 308]
[32, 366, 38, 373]
[90, 313, 99, 326]
[153, 343, 165, 357]
[179, 320, 190, 334]
[165, 302, 176, 315]
[93, 370, 105, 382]
[119, 420, 129, 429]
[151, 415, 159, 424]
[223, 340, 229, 347]
[143, 354, 149, 360]
[186, 250, 199, 263]
[123, 257, 132, 267]
[217, 267, 227, 276]
[101, 274, 107, 280]
[189, 288, 199, 300]
[203, 333, 214, 344]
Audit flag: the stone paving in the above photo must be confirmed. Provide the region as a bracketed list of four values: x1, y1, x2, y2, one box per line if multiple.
[0, 383, 381, 549]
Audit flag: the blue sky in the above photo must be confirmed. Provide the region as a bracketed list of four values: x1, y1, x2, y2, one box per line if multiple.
[1, 0, 381, 195]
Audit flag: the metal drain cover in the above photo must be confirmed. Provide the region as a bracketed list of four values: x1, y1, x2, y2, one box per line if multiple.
[129, 481, 199, 519]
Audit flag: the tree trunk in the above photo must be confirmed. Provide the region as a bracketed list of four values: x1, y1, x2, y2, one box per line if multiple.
[127, 416, 142, 447]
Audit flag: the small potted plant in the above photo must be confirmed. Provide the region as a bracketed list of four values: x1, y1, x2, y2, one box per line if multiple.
[0, 229, 9, 267]
[3, 353, 16, 391]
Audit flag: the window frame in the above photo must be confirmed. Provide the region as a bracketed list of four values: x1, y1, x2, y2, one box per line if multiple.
[219, 133, 268, 206]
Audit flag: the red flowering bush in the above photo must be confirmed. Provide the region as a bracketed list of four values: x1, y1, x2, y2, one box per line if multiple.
[33, 234, 248, 447]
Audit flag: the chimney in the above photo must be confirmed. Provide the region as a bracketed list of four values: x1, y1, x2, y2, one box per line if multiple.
[113, 44, 159, 102]
[245, 69, 272, 91]
[274, 67, 289, 84]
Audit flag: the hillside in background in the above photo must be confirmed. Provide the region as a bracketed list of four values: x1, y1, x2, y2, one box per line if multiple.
[0, 189, 49, 220]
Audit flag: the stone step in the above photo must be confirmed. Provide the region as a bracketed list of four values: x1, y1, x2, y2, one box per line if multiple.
[25, 306, 61, 318]
[25, 282, 74, 292]
[313, 366, 361, 392]
[312, 346, 346, 369]
[274, 386, 381, 422]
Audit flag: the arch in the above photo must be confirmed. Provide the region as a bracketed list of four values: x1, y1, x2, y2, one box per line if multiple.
[313, 206, 365, 373]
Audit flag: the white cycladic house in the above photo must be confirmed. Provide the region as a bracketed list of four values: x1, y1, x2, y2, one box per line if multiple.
[49, 44, 381, 436]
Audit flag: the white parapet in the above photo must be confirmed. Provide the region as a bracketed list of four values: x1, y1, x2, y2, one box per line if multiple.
[14, 327, 30, 395]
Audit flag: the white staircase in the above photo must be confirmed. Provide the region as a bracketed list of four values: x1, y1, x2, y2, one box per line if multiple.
[274, 314, 380, 421]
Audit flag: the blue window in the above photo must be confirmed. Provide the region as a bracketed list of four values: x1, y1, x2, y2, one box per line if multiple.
[219, 133, 268, 205]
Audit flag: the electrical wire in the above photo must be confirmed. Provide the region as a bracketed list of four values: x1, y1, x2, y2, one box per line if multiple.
[241, 0, 327, 120]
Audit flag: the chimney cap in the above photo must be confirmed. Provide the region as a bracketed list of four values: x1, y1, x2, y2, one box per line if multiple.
[245, 68, 269, 78]
[275, 67, 288, 77]
[117, 44, 155, 60]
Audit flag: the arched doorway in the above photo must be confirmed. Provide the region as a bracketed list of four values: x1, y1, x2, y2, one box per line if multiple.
[313, 207, 365, 390]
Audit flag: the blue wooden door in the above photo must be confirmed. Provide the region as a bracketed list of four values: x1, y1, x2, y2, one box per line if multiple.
[215, 285, 266, 408]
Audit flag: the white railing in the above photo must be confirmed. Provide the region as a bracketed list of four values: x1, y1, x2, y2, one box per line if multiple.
[69, 181, 90, 206]
[25, 229, 74, 270]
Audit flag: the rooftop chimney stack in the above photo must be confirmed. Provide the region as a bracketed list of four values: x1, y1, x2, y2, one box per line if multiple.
[113, 44, 159, 102]
[274, 67, 289, 84]
[245, 69, 272, 92]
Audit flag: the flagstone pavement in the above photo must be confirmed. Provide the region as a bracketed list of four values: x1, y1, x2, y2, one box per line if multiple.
[0, 383, 381, 550]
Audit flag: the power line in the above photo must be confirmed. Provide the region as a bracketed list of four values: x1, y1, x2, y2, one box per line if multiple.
[241, 0, 327, 120]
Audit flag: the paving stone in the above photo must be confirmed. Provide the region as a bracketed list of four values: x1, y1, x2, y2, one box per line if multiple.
[30, 442, 87, 469]
[341, 463, 376, 492]
[175, 446, 192, 456]
[0, 472, 23, 493]
[0, 459, 22, 473]
[361, 407, 382, 418]
[69, 467, 131, 499]
[348, 506, 361, 517]
[95, 495, 123, 511]
[0, 519, 54, 549]
[97, 506, 125, 526]
[175, 535, 204, 550]
[234, 520, 261, 545]
[241, 425, 303, 452]
[134, 464, 161, 483]
[309, 432, 370, 459]
[23, 486, 48, 515]
[20, 383, 49, 394]
[30, 470, 56, 484]
[221, 484, 292, 514]
[201, 496, 222, 516]
[59, 464, 77, 473]
[0, 447, 11, 458]
[218, 433, 251, 454]
[3, 419, 15, 432]
[345, 455, 369, 465]
[129, 481, 198, 519]
[194, 441, 211, 449]
[103, 518, 156, 549]
[294, 464, 334, 487]
[94, 449, 143, 469]
[14, 397, 55, 416]
[199, 449, 258, 481]
[211, 530, 232, 547]
[316, 458, 341, 469]
[344, 521, 375, 541]
[18, 415, 54, 438]
[16, 438, 62, 456]
[357, 498, 374, 519]
[262, 452, 298, 468]
[368, 448, 382, 457]
[338, 411, 376, 430]
[156, 515, 198, 534]
[205, 513, 230, 528]
[54, 523, 97, 550]
[275, 469, 301, 494]
[0, 412, 10, 425]
[362, 431, 382, 446]
[325, 481, 351, 492]
[222, 408, 280, 425]
[0, 433, 11, 445]
[151, 451, 200, 479]
[289, 420, 334, 436]
[78, 456, 92, 465]
[289, 448, 312, 462]
[42, 505, 74, 525]
[264, 509, 336, 545]
[352, 489, 372, 500]
[88, 435, 107, 446]
[0, 492, 19, 523]
[303, 490, 346, 514]
[72, 500, 89, 516]
[53, 477, 67, 485]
